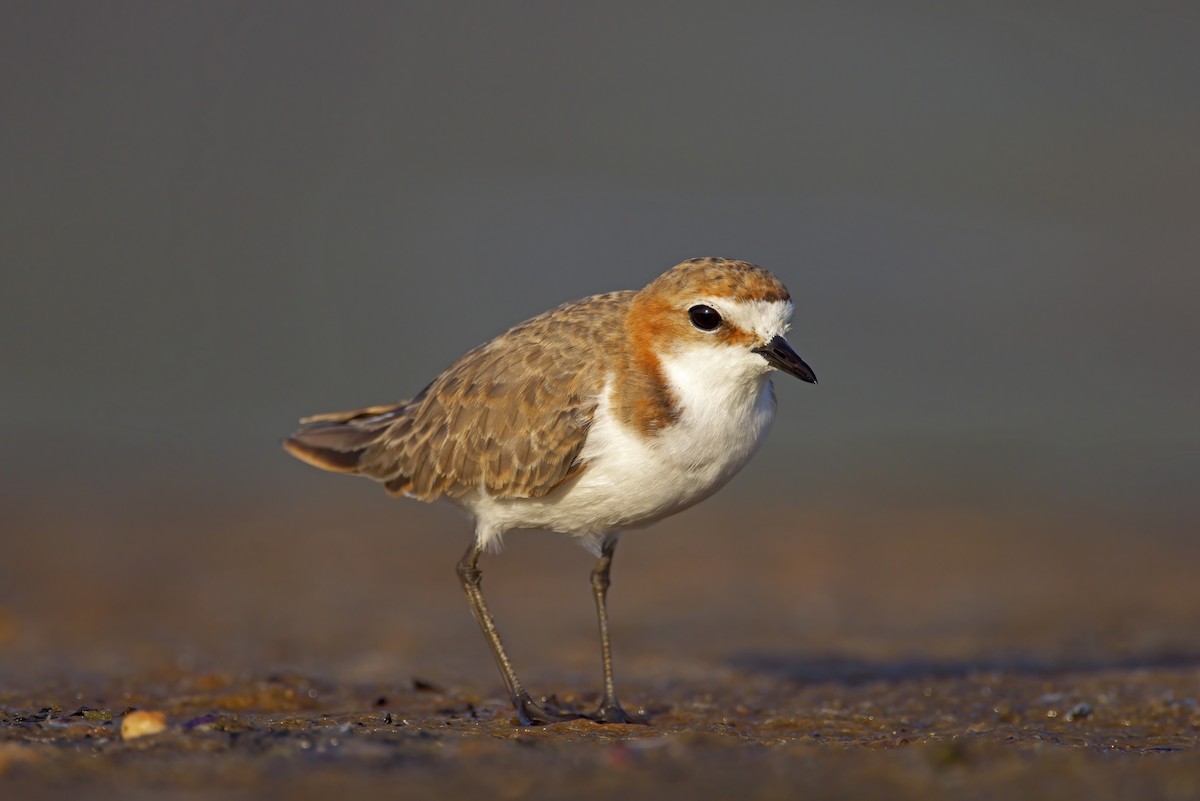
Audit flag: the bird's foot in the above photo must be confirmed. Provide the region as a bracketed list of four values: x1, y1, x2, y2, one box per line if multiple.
[513, 692, 586, 726]
[587, 699, 647, 725]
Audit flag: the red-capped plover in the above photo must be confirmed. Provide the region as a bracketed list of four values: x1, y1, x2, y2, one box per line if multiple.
[284, 257, 817, 725]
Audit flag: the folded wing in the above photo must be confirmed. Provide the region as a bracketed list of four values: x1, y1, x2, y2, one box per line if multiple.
[283, 290, 634, 501]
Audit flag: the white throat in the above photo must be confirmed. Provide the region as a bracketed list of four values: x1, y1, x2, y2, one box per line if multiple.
[656, 343, 778, 473]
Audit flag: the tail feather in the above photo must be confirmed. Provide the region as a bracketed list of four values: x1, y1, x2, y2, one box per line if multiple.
[283, 400, 410, 475]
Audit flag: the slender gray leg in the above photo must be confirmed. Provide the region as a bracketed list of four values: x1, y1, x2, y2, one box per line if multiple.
[456, 541, 582, 726]
[588, 535, 644, 723]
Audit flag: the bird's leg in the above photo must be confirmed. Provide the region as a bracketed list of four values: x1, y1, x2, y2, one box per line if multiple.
[456, 541, 582, 725]
[588, 535, 644, 724]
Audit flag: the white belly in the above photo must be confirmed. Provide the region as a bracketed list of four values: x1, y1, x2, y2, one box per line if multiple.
[464, 372, 777, 551]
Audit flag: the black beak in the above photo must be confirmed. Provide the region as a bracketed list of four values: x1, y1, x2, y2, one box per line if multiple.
[753, 335, 817, 384]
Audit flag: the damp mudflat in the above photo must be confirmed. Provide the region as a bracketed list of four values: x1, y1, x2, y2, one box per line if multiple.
[2, 485, 1198, 799]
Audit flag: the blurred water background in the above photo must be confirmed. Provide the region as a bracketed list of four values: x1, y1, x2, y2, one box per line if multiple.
[2, 3, 1196, 550]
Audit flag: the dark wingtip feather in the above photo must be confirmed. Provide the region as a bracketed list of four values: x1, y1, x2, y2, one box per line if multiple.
[298, 401, 410, 426]
[282, 434, 364, 474]
[283, 401, 411, 476]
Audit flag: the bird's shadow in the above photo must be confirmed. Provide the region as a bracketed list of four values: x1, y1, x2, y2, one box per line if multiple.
[727, 649, 1200, 686]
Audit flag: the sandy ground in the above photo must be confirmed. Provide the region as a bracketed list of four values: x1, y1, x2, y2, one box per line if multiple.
[2, 481, 1199, 799]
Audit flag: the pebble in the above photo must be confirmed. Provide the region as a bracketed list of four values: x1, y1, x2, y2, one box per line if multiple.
[121, 710, 168, 740]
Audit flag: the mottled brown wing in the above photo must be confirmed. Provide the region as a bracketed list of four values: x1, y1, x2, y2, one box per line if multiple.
[352, 290, 634, 501]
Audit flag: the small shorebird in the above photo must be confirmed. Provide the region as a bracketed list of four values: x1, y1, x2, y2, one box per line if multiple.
[284, 257, 817, 725]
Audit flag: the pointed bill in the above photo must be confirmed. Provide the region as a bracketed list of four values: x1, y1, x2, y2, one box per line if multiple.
[753, 335, 817, 383]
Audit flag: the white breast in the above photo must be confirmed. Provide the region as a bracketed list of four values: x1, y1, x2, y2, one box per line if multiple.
[465, 342, 778, 553]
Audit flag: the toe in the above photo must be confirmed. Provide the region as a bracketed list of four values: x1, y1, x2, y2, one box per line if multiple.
[514, 694, 585, 726]
[588, 702, 647, 725]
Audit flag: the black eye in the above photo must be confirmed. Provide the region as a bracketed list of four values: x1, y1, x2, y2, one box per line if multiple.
[688, 304, 722, 331]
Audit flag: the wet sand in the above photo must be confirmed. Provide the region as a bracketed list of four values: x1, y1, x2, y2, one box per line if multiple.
[2, 483, 1198, 798]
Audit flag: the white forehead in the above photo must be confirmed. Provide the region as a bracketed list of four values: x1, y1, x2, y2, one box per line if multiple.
[703, 297, 794, 341]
